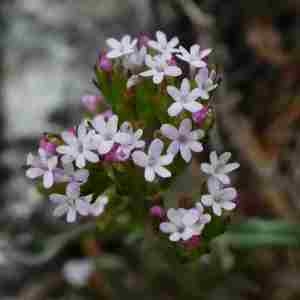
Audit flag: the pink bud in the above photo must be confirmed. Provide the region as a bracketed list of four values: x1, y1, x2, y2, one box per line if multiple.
[150, 205, 165, 219]
[98, 53, 113, 72]
[103, 144, 130, 162]
[103, 144, 119, 162]
[192, 107, 209, 126]
[183, 235, 201, 250]
[81, 94, 103, 113]
[168, 56, 177, 66]
[68, 127, 76, 136]
[138, 33, 150, 48]
[39, 137, 57, 155]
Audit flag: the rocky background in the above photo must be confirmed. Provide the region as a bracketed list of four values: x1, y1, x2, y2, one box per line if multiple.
[0, 0, 300, 299]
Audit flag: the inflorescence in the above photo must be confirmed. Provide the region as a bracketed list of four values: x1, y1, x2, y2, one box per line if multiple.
[25, 30, 239, 247]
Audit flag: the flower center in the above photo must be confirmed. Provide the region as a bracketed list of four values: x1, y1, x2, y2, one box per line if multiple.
[77, 143, 84, 153]
[148, 156, 157, 167]
[178, 134, 187, 144]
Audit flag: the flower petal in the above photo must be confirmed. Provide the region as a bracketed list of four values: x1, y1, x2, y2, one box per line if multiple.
[53, 203, 69, 217]
[159, 222, 177, 233]
[187, 88, 203, 102]
[43, 171, 54, 188]
[76, 154, 86, 169]
[219, 162, 240, 174]
[106, 38, 120, 49]
[98, 141, 114, 155]
[201, 195, 214, 206]
[77, 123, 87, 140]
[26, 167, 44, 179]
[92, 115, 106, 134]
[61, 131, 77, 145]
[132, 151, 148, 167]
[160, 124, 179, 140]
[221, 201, 236, 211]
[84, 150, 99, 163]
[107, 115, 118, 134]
[209, 151, 218, 165]
[145, 167, 155, 182]
[167, 141, 180, 155]
[168, 102, 183, 117]
[155, 166, 171, 178]
[220, 188, 237, 201]
[153, 72, 164, 84]
[50, 194, 67, 204]
[212, 203, 222, 216]
[167, 86, 181, 102]
[169, 232, 181, 242]
[164, 66, 182, 77]
[179, 118, 192, 135]
[67, 208, 77, 223]
[149, 139, 164, 157]
[76, 199, 91, 216]
[159, 154, 174, 166]
[180, 144, 192, 162]
[74, 169, 89, 183]
[181, 78, 190, 94]
[167, 208, 182, 227]
[188, 141, 203, 153]
[200, 163, 213, 174]
[183, 101, 203, 113]
[182, 209, 199, 226]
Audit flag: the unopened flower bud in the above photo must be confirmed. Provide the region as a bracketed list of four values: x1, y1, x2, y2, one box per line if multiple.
[68, 127, 76, 136]
[39, 137, 57, 154]
[150, 205, 165, 219]
[168, 56, 177, 66]
[81, 94, 103, 113]
[183, 235, 201, 250]
[192, 107, 209, 126]
[98, 52, 113, 72]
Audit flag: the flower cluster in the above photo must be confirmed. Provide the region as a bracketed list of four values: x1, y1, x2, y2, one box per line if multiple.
[25, 30, 239, 250]
[159, 151, 239, 243]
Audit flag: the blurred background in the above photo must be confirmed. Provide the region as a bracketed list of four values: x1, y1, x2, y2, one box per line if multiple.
[1, 0, 300, 299]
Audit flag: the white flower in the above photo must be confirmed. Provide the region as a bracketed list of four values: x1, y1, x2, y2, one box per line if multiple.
[139, 54, 182, 84]
[55, 163, 89, 190]
[195, 67, 218, 100]
[57, 122, 99, 169]
[49, 185, 92, 223]
[63, 259, 94, 287]
[88, 194, 109, 217]
[194, 202, 212, 230]
[127, 74, 142, 89]
[159, 208, 208, 242]
[200, 179, 237, 216]
[26, 148, 58, 189]
[123, 46, 147, 71]
[177, 45, 212, 68]
[148, 31, 179, 59]
[167, 78, 203, 116]
[92, 114, 129, 155]
[161, 118, 204, 162]
[106, 35, 137, 59]
[201, 151, 240, 185]
[132, 139, 173, 182]
[119, 121, 145, 152]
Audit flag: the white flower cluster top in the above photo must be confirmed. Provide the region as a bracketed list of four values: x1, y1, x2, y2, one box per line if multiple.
[25, 30, 239, 246]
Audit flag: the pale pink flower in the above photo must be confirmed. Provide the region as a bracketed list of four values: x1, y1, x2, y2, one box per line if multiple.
[167, 78, 203, 116]
[132, 139, 173, 182]
[161, 118, 204, 162]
